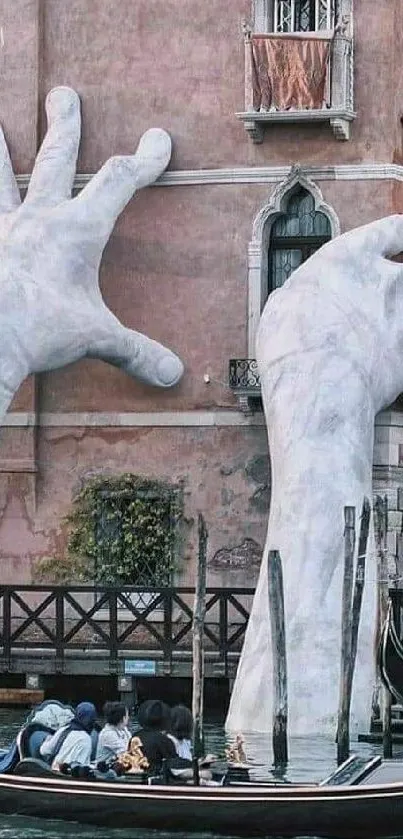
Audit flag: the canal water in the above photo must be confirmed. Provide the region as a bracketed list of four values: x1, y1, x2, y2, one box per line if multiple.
[0, 709, 380, 838]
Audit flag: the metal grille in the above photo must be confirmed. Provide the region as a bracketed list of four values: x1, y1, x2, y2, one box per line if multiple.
[269, 187, 331, 292]
[95, 491, 173, 611]
[274, 0, 334, 32]
[229, 359, 261, 390]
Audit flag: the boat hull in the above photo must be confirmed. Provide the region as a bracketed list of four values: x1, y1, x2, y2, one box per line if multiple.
[1, 773, 403, 837]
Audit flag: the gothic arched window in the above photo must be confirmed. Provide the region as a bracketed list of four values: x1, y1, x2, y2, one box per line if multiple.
[268, 186, 331, 294]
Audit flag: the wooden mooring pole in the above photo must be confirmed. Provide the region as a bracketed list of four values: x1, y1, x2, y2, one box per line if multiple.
[192, 513, 208, 785]
[337, 498, 370, 766]
[267, 549, 288, 768]
[337, 506, 356, 765]
[374, 495, 392, 759]
[348, 498, 371, 704]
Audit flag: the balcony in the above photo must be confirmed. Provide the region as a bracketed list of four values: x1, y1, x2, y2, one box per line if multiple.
[229, 359, 262, 414]
[236, 23, 355, 143]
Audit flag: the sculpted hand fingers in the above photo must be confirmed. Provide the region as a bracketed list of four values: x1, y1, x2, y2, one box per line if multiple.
[87, 316, 183, 388]
[25, 87, 81, 207]
[72, 128, 171, 242]
[0, 126, 20, 212]
[338, 214, 403, 259]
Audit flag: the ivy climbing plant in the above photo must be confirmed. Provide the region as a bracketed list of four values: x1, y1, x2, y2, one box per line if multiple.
[35, 474, 182, 585]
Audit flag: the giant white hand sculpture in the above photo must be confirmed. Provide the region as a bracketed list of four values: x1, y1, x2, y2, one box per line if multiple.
[227, 216, 403, 736]
[0, 86, 183, 418]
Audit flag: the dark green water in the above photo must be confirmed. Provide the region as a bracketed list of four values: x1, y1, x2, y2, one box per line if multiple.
[0, 710, 381, 838]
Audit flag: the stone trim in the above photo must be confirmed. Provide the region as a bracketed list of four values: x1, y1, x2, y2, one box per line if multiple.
[2, 411, 266, 428]
[236, 109, 356, 143]
[15, 163, 403, 190]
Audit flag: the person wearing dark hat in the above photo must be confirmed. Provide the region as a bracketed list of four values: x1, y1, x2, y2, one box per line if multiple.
[135, 700, 176, 773]
[40, 701, 97, 772]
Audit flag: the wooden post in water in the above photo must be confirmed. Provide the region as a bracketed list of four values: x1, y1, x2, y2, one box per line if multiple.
[374, 495, 392, 759]
[337, 498, 370, 765]
[347, 498, 371, 702]
[267, 549, 288, 767]
[337, 506, 356, 765]
[192, 513, 208, 785]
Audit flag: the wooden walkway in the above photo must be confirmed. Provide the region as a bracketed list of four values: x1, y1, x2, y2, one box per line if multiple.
[0, 585, 255, 678]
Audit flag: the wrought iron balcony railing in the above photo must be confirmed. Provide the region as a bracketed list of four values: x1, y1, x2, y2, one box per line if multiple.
[229, 360, 263, 419]
[229, 358, 261, 391]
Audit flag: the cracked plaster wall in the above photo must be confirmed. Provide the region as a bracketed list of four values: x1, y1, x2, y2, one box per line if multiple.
[0, 426, 269, 586]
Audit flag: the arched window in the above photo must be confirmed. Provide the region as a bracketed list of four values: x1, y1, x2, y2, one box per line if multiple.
[267, 186, 331, 294]
[246, 168, 339, 358]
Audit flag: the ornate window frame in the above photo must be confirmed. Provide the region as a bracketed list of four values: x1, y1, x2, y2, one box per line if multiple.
[247, 165, 340, 356]
[238, 0, 355, 142]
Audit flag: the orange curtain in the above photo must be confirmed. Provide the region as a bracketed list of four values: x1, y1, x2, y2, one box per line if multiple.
[250, 34, 331, 111]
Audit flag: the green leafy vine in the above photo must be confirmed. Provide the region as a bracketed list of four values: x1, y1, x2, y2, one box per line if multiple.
[34, 473, 182, 584]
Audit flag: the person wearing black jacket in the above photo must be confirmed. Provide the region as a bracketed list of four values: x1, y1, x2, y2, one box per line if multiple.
[135, 700, 176, 773]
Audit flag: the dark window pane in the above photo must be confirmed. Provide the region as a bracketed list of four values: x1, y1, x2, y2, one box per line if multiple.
[267, 187, 332, 297]
[295, 0, 315, 31]
[272, 189, 331, 239]
[271, 248, 303, 288]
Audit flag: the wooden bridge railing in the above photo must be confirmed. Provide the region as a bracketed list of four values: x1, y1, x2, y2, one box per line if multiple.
[0, 585, 255, 676]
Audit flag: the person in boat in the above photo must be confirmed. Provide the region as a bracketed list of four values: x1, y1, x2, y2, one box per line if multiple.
[167, 704, 215, 781]
[167, 704, 192, 760]
[95, 701, 131, 766]
[39, 701, 97, 772]
[134, 699, 176, 772]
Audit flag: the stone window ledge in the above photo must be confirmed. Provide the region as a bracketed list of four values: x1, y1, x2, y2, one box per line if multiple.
[236, 108, 356, 142]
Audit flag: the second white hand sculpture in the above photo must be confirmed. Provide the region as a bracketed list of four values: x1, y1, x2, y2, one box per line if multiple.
[0, 86, 183, 418]
[227, 216, 403, 735]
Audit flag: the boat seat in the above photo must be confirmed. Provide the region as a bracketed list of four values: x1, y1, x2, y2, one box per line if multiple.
[27, 730, 51, 760]
[14, 757, 64, 778]
[17, 722, 54, 761]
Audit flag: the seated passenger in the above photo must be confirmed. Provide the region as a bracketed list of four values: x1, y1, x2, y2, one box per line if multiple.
[135, 699, 176, 773]
[40, 701, 97, 772]
[167, 704, 214, 781]
[95, 701, 131, 766]
[167, 704, 192, 760]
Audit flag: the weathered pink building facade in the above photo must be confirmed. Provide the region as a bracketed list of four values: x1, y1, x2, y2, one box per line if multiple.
[1, 0, 403, 590]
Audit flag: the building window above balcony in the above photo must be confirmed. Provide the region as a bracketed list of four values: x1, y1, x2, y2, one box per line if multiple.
[274, 0, 335, 33]
[236, 0, 354, 142]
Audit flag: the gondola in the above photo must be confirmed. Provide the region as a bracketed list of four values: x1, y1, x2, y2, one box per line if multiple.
[1, 752, 403, 837]
[379, 598, 403, 703]
[2, 749, 403, 836]
[3, 702, 403, 837]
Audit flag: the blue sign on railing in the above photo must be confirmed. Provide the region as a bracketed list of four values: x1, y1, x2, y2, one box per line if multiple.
[124, 659, 156, 676]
